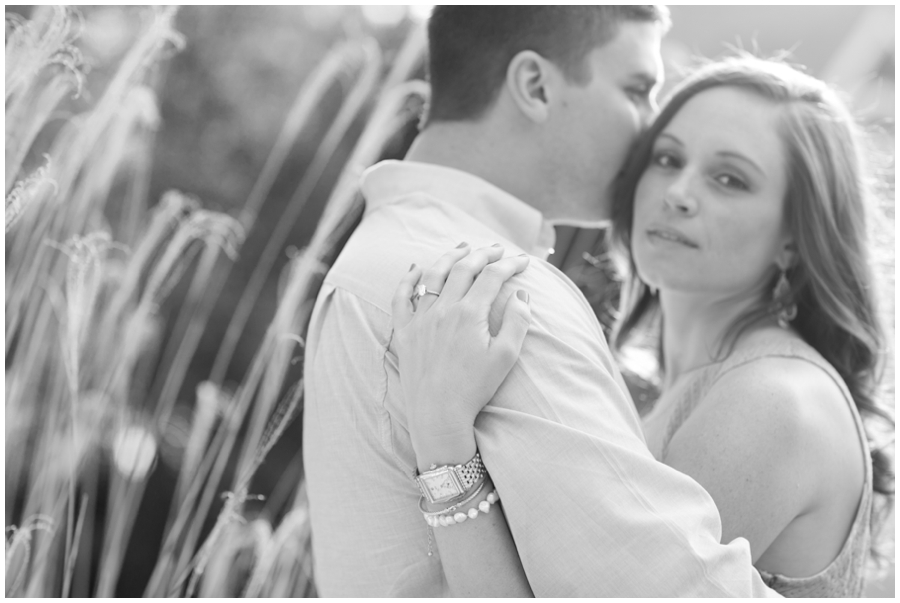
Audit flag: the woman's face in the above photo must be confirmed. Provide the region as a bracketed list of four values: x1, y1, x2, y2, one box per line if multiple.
[631, 86, 793, 302]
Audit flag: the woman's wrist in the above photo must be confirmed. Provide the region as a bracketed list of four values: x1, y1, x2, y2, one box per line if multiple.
[408, 394, 477, 471]
[412, 429, 477, 473]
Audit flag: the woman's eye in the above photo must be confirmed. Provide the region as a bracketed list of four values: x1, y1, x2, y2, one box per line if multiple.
[652, 152, 680, 169]
[715, 173, 749, 191]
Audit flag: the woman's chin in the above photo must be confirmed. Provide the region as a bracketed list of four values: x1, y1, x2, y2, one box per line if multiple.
[635, 259, 705, 295]
[634, 265, 667, 292]
[638, 274, 702, 296]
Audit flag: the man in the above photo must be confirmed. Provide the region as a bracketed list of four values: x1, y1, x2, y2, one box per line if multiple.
[303, 6, 777, 596]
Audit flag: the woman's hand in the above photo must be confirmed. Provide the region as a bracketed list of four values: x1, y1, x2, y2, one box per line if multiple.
[392, 244, 532, 470]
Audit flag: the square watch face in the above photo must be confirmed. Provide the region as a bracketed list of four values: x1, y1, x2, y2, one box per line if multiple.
[421, 468, 462, 502]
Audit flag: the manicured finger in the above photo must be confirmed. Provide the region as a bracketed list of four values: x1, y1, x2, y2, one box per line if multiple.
[492, 289, 531, 370]
[464, 254, 530, 312]
[438, 245, 507, 303]
[392, 264, 422, 330]
[415, 243, 472, 313]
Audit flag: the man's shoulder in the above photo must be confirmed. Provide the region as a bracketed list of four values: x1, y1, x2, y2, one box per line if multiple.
[324, 217, 468, 315]
[518, 258, 603, 327]
[325, 208, 571, 306]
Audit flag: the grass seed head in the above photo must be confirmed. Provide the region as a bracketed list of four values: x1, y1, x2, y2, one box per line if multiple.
[5, 6, 85, 102]
[46, 231, 128, 385]
[5, 515, 56, 597]
[6, 155, 57, 234]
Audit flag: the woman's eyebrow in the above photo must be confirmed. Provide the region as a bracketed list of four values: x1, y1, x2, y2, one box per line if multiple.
[716, 151, 765, 176]
[656, 132, 682, 146]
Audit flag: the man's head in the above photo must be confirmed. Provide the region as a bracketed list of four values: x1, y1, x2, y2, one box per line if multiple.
[420, 6, 669, 224]
[425, 6, 669, 125]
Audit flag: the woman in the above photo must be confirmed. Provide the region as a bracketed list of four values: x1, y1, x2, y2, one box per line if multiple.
[391, 57, 893, 596]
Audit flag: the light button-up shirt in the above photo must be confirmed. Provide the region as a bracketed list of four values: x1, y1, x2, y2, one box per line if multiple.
[302, 160, 776, 597]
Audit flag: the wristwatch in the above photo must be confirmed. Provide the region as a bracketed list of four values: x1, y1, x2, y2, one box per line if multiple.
[415, 452, 486, 504]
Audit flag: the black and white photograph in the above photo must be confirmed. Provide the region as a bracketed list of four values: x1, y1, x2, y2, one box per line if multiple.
[5, 4, 895, 597]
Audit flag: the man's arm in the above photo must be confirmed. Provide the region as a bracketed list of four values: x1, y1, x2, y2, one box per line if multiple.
[304, 285, 447, 596]
[392, 251, 779, 596]
[468, 263, 778, 596]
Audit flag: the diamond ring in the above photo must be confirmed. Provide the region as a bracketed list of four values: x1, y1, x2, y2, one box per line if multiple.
[414, 283, 441, 300]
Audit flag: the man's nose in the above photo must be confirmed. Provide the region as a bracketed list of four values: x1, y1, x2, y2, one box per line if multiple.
[663, 173, 698, 215]
[639, 98, 659, 131]
[638, 107, 654, 131]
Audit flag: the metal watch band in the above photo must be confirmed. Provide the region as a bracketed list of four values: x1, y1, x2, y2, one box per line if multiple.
[454, 452, 485, 490]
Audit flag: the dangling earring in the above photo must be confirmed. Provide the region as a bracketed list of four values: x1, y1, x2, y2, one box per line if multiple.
[772, 268, 797, 329]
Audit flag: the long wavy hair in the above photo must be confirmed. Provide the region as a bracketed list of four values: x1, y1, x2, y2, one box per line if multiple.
[610, 56, 894, 562]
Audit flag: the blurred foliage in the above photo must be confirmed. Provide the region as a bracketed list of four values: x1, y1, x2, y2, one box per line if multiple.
[149, 6, 422, 383]
[151, 6, 417, 211]
[6, 5, 426, 597]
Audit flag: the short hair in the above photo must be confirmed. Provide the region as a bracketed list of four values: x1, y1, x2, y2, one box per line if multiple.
[609, 56, 894, 561]
[424, 6, 670, 125]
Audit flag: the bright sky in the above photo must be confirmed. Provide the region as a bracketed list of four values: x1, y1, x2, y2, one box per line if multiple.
[360, 4, 433, 27]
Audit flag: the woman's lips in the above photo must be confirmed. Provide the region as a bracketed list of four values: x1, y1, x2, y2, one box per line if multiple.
[645, 227, 699, 248]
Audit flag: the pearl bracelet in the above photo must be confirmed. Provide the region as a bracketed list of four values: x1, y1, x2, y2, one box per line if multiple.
[423, 489, 500, 527]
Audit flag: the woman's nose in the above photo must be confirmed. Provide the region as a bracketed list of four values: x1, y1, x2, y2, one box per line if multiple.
[663, 173, 698, 215]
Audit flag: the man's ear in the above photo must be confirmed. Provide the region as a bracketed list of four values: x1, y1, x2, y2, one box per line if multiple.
[505, 50, 552, 124]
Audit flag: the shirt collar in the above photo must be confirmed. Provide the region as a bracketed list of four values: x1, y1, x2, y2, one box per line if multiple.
[360, 160, 556, 259]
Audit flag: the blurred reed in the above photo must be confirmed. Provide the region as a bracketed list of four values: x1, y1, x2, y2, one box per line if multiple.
[5, 5, 427, 597]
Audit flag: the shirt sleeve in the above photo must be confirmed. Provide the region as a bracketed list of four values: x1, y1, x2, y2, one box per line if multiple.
[303, 284, 448, 597]
[473, 262, 780, 597]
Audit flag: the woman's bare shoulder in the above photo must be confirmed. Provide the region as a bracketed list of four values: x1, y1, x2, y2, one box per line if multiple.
[663, 332, 866, 563]
[660, 354, 835, 549]
[669, 357, 818, 469]
[677, 347, 861, 498]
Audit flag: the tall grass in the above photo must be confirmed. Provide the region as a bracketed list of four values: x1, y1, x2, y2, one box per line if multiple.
[6, 6, 427, 597]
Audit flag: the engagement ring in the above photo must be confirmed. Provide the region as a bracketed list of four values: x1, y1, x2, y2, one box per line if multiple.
[414, 283, 441, 300]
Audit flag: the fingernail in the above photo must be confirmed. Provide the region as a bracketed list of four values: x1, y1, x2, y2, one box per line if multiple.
[516, 290, 529, 303]
[409, 263, 416, 271]
[456, 242, 468, 249]
[491, 243, 502, 248]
